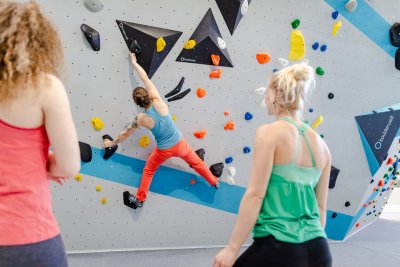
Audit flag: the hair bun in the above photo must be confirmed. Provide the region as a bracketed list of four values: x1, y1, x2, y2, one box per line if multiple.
[293, 63, 313, 81]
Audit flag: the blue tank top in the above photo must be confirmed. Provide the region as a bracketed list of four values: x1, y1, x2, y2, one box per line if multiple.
[144, 105, 182, 149]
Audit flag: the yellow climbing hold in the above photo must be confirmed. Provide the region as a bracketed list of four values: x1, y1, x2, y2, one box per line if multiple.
[311, 115, 324, 130]
[288, 30, 305, 60]
[184, 39, 196, 49]
[101, 197, 107, 204]
[138, 135, 150, 147]
[156, 37, 166, 52]
[96, 185, 102, 192]
[172, 115, 177, 122]
[332, 20, 342, 36]
[91, 117, 104, 130]
[75, 174, 83, 182]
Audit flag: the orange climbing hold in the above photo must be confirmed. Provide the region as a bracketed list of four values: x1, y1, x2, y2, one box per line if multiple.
[373, 187, 377, 191]
[210, 69, 222, 79]
[211, 54, 220, 66]
[224, 121, 235, 130]
[256, 52, 271, 64]
[387, 157, 394, 165]
[224, 111, 229, 116]
[378, 179, 384, 187]
[194, 130, 207, 139]
[190, 179, 196, 185]
[196, 88, 207, 98]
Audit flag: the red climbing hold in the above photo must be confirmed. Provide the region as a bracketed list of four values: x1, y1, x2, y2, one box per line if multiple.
[190, 179, 196, 185]
[210, 69, 222, 79]
[224, 111, 229, 116]
[378, 179, 384, 187]
[224, 121, 235, 130]
[373, 187, 377, 191]
[363, 203, 368, 207]
[356, 223, 360, 228]
[369, 201, 373, 205]
[387, 157, 394, 165]
[211, 54, 220, 66]
[256, 52, 271, 64]
[196, 88, 207, 98]
[194, 130, 207, 139]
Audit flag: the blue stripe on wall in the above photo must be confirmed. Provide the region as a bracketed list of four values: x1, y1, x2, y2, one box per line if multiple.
[324, 0, 397, 58]
[325, 210, 354, 240]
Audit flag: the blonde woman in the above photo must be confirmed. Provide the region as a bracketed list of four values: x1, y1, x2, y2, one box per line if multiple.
[214, 63, 332, 267]
[0, 2, 80, 266]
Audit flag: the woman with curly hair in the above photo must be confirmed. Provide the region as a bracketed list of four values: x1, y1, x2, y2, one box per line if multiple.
[0, 1, 80, 266]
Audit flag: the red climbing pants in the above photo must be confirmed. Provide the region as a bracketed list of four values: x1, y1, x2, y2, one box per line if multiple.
[136, 138, 218, 201]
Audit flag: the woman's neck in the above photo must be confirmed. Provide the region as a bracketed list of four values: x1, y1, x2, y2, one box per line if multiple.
[276, 111, 301, 122]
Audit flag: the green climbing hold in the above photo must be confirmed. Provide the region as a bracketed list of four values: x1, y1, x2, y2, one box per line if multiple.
[316, 67, 325, 76]
[291, 19, 300, 29]
[320, 134, 325, 138]
[389, 167, 394, 171]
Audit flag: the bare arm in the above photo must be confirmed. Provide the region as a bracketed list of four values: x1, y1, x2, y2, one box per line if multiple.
[42, 75, 80, 178]
[315, 145, 331, 228]
[103, 116, 140, 147]
[129, 53, 161, 100]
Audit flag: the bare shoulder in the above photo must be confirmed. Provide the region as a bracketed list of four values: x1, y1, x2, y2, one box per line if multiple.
[39, 74, 67, 105]
[254, 123, 280, 142]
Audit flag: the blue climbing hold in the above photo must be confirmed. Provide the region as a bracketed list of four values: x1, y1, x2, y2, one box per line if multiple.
[382, 188, 387, 192]
[320, 44, 327, 52]
[243, 146, 251, 154]
[245, 112, 253, 121]
[272, 68, 279, 73]
[225, 157, 233, 164]
[309, 108, 314, 113]
[312, 42, 319, 50]
[332, 10, 339, 20]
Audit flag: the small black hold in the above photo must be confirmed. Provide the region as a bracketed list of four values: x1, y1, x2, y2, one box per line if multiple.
[102, 135, 118, 160]
[331, 212, 337, 218]
[80, 24, 100, 51]
[328, 93, 334, 99]
[370, 179, 374, 184]
[329, 166, 340, 189]
[395, 48, 400, 71]
[390, 22, 400, 47]
[345, 201, 351, 207]
[195, 148, 205, 161]
[210, 162, 224, 178]
[79, 141, 92, 163]
[129, 40, 142, 55]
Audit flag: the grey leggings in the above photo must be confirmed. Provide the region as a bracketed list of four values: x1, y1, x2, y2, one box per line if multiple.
[0, 234, 68, 267]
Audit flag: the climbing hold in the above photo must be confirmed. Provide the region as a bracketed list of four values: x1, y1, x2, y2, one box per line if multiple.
[288, 30, 306, 60]
[194, 130, 207, 139]
[278, 58, 289, 67]
[156, 37, 166, 52]
[165, 77, 184, 98]
[224, 121, 235, 130]
[345, 0, 358, 13]
[91, 117, 104, 130]
[217, 37, 227, 49]
[190, 179, 196, 185]
[84, 0, 104, 13]
[195, 148, 205, 161]
[211, 54, 220, 66]
[244, 112, 253, 121]
[167, 89, 191, 102]
[331, 10, 339, 20]
[363, 203, 368, 208]
[196, 88, 207, 98]
[240, 0, 249, 15]
[226, 175, 235, 185]
[102, 135, 118, 160]
[228, 166, 237, 177]
[316, 67, 325, 76]
[331, 213, 337, 218]
[225, 157, 233, 164]
[138, 135, 151, 148]
[355, 223, 360, 228]
[210, 69, 222, 79]
[243, 146, 251, 154]
[172, 115, 177, 122]
[75, 174, 83, 182]
[378, 179, 384, 187]
[312, 42, 319, 50]
[272, 68, 279, 73]
[79, 141, 92, 163]
[184, 39, 196, 49]
[260, 99, 266, 108]
[309, 108, 314, 113]
[345, 201, 351, 207]
[396, 48, 400, 71]
[311, 115, 324, 130]
[224, 111, 229, 116]
[390, 23, 400, 47]
[331, 20, 342, 36]
[329, 166, 340, 189]
[129, 40, 142, 55]
[81, 24, 100, 51]
[256, 52, 271, 64]
[320, 45, 327, 52]
[328, 93, 334, 99]
[255, 87, 266, 96]
[210, 162, 224, 178]
[382, 188, 387, 192]
[291, 19, 300, 29]
[96, 185, 102, 192]
[101, 197, 107, 204]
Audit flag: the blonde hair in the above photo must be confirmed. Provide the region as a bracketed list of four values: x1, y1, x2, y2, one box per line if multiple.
[266, 63, 315, 116]
[0, 1, 63, 102]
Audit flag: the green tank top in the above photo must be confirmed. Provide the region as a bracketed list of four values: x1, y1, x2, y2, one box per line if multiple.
[253, 117, 327, 243]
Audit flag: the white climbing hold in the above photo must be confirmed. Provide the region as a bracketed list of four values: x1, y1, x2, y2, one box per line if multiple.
[255, 87, 266, 96]
[260, 99, 266, 108]
[240, 0, 249, 15]
[84, 0, 104, 13]
[228, 166, 237, 177]
[345, 0, 357, 13]
[226, 175, 236, 185]
[278, 58, 289, 67]
[217, 37, 227, 49]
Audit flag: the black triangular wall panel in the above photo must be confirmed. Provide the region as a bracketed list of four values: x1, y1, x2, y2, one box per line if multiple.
[176, 9, 233, 67]
[116, 20, 182, 78]
[215, 0, 251, 35]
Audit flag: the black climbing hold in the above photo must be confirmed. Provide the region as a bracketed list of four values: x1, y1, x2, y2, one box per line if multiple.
[210, 162, 224, 178]
[215, 0, 251, 35]
[167, 88, 191, 102]
[195, 148, 205, 161]
[176, 9, 233, 67]
[116, 20, 182, 78]
[80, 24, 100, 51]
[390, 22, 400, 47]
[345, 201, 351, 207]
[79, 141, 92, 163]
[102, 134, 118, 160]
[329, 166, 340, 189]
[331, 212, 337, 218]
[395, 48, 400, 71]
[370, 179, 374, 184]
[165, 77, 184, 98]
[328, 93, 334, 99]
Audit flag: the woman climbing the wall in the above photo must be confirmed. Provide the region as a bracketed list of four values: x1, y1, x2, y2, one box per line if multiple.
[213, 63, 332, 267]
[103, 53, 219, 209]
[0, 1, 80, 267]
